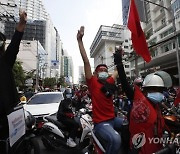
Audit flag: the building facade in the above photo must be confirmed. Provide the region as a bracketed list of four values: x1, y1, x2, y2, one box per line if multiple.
[61, 54, 74, 85]
[90, 24, 132, 78]
[129, 0, 180, 85]
[0, 0, 63, 79]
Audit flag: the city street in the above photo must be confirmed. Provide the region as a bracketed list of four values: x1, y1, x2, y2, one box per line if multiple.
[37, 136, 84, 154]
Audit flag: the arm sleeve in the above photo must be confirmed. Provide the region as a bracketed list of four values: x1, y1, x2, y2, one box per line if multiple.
[4, 30, 24, 68]
[116, 64, 134, 100]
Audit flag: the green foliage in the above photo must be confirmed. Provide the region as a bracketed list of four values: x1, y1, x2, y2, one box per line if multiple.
[57, 75, 66, 87]
[43, 77, 57, 89]
[13, 61, 26, 88]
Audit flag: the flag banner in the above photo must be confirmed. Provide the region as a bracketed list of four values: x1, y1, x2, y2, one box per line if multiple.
[128, 0, 151, 63]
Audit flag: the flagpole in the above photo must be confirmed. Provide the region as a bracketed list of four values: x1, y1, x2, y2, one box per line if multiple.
[141, 0, 180, 85]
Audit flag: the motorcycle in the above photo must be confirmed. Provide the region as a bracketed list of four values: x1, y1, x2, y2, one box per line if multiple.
[41, 108, 93, 153]
[4, 106, 40, 154]
[160, 102, 180, 154]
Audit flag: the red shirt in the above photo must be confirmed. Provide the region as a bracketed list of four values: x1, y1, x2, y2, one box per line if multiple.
[86, 76, 115, 123]
[130, 86, 164, 154]
[174, 88, 180, 106]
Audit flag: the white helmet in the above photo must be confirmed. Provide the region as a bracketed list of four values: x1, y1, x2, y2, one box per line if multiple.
[134, 77, 143, 86]
[142, 71, 172, 88]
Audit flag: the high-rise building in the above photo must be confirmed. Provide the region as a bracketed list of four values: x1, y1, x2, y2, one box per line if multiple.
[122, 0, 130, 25]
[78, 66, 85, 84]
[61, 55, 73, 84]
[90, 24, 132, 78]
[128, 0, 180, 85]
[0, 0, 63, 79]
[122, 0, 147, 25]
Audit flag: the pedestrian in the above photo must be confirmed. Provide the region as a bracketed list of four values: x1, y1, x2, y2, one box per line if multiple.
[57, 88, 79, 147]
[0, 10, 27, 154]
[24, 88, 34, 101]
[77, 26, 124, 154]
[114, 46, 173, 154]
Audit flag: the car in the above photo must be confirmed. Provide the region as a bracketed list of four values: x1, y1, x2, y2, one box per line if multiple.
[23, 91, 64, 128]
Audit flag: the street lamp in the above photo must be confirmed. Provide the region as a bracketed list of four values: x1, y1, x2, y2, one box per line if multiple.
[141, 0, 180, 85]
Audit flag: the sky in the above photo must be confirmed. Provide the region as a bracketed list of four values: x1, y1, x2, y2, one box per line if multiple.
[43, 0, 123, 83]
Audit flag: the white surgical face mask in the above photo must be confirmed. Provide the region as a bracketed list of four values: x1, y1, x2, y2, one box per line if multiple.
[66, 94, 72, 98]
[98, 72, 109, 80]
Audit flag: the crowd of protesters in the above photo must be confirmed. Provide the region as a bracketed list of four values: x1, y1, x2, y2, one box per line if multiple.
[0, 8, 180, 154]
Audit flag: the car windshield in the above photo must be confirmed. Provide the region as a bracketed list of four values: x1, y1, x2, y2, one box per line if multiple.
[28, 93, 63, 104]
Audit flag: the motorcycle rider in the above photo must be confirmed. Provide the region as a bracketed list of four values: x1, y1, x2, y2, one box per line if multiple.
[57, 88, 79, 147]
[114, 46, 173, 154]
[77, 26, 124, 154]
[0, 10, 27, 154]
[74, 84, 91, 110]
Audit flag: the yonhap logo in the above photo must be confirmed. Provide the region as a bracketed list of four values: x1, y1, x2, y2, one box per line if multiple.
[132, 132, 146, 149]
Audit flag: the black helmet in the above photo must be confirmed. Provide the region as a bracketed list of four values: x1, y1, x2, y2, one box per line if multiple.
[64, 88, 72, 99]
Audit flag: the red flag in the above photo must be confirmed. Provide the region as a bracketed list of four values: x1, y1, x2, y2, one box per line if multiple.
[128, 0, 151, 63]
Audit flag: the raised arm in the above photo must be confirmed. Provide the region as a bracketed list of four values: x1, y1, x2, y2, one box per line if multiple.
[5, 10, 27, 67]
[114, 46, 134, 100]
[77, 26, 92, 79]
[16, 10, 27, 32]
[111, 69, 118, 80]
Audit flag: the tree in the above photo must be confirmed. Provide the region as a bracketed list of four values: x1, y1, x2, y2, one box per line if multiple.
[13, 60, 26, 89]
[57, 75, 67, 87]
[43, 77, 56, 89]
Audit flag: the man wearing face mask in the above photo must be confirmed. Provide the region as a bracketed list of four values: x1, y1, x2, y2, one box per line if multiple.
[0, 10, 27, 153]
[113, 46, 173, 154]
[77, 26, 124, 154]
[57, 88, 79, 147]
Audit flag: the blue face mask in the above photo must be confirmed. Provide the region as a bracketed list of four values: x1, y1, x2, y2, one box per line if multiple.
[147, 92, 165, 104]
[98, 72, 109, 80]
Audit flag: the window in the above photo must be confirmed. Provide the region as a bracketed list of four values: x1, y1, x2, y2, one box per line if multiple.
[160, 9, 163, 13]
[125, 65, 129, 68]
[161, 18, 165, 25]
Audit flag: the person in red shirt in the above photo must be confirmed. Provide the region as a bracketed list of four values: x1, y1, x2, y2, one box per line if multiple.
[174, 88, 180, 106]
[114, 46, 173, 154]
[74, 84, 90, 110]
[77, 26, 124, 154]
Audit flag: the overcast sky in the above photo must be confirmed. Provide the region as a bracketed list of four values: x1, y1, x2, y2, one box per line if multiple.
[43, 0, 123, 83]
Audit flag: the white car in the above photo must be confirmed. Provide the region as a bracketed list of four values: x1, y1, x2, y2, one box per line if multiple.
[23, 91, 64, 127]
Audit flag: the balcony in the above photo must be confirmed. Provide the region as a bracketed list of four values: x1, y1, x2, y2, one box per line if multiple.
[154, 23, 167, 33]
[90, 25, 124, 57]
[138, 49, 177, 70]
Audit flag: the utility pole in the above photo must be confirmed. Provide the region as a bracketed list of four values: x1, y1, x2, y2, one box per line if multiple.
[35, 40, 39, 92]
[141, 0, 180, 85]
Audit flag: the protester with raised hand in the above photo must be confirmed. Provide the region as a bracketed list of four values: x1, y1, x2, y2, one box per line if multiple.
[114, 46, 173, 154]
[0, 10, 27, 153]
[77, 26, 124, 154]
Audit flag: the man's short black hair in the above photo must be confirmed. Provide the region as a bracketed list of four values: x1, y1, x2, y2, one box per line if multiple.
[95, 64, 108, 72]
[0, 32, 6, 41]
